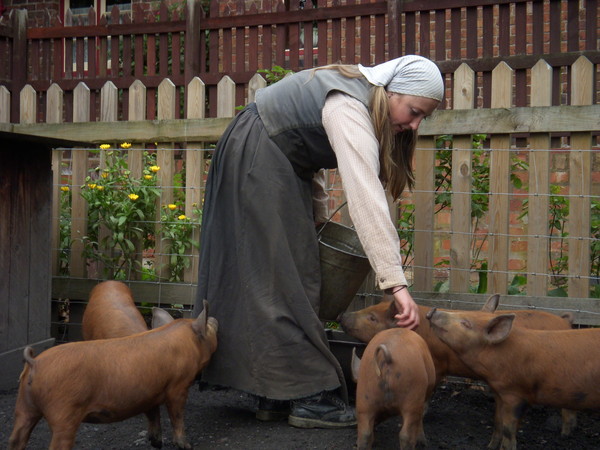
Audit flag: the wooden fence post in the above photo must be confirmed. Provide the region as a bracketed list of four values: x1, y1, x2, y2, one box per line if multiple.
[567, 56, 593, 298]
[487, 61, 513, 295]
[10, 9, 27, 123]
[527, 59, 552, 296]
[449, 63, 475, 293]
[387, 0, 402, 59]
[184, 0, 203, 88]
[69, 83, 91, 279]
[47, 83, 64, 277]
[184, 76, 206, 286]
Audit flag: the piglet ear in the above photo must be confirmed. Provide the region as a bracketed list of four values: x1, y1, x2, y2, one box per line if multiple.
[484, 314, 515, 344]
[561, 312, 574, 326]
[385, 299, 400, 326]
[192, 299, 209, 337]
[350, 347, 361, 383]
[152, 307, 174, 328]
[481, 293, 500, 312]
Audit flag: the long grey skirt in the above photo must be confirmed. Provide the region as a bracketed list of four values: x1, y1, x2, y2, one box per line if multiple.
[195, 104, 345, 401]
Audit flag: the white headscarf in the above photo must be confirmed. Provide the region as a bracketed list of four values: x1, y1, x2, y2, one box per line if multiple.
[358, 55, 444, 102]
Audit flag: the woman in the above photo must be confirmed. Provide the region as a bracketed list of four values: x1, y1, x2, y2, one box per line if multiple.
[195, 55, 444, 428]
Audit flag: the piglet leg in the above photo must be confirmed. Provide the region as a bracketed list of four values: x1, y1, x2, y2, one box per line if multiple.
[145, 406, 163, 448]
[8, 410, 41, 450]
[166, 388, 192, 449]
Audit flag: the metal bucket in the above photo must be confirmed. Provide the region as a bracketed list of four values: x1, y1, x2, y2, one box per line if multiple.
[318, 221, 371, 321]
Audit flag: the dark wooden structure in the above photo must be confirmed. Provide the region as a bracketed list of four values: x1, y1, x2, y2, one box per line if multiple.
[1, 0, 598, 122]
[0, 127, 85, 390]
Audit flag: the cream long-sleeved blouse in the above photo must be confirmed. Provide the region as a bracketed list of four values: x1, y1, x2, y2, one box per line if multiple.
[315, 91, 408, 290]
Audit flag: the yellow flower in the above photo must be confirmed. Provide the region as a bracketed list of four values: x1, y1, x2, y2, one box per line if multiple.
[101, 172, 109, 178]
[99, 144, 111, 150]
[178, 215, 187, 220]
[144, 175, 153, 180]
[149, 165, 161, 173]
[87, 183, 97, 189]
[120, 142, 132, 149]
[96, 185, 105, 191]
[168, 204, 177, 210]
[128, 194, 139, 201]
[60, 186, 70, 192]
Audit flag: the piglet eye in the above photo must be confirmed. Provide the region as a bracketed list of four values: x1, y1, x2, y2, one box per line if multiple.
[460, 320, 472, 329]
[368, 314, 377, 323]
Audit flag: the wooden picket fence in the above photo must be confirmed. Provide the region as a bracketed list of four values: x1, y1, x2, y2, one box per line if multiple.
[2, 0, 599, 122]
[2, 56, 600, 339]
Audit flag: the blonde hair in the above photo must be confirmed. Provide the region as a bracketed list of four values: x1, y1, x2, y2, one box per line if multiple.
[315, 64, 416, 200]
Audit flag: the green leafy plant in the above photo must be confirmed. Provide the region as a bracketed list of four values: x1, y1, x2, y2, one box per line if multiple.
[257, 65, 294, 85]
[591, 199, 600, 298]
[427, 134, 530, 294]
[58, 185, 72, 275]
[397, 203, 415, 266]
[62, 143, 204, 282]
[80, 145, 161, 279]
[159, 202, 202, 282]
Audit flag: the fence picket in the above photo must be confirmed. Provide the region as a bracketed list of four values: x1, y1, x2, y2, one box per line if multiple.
[156, 79, 176, 282]
[413, 136, 435, 291]
[95, 81, 119, 278]
[73, 83, 90, 123]
[488, 62, 513, 294]
[184, 77, 207, 284]
[450, 63, 475, 293]
[527, 59, 552, 296]
[217, 76, 236, 119]
[568, 56, 593, 297]
[248, 73, 266, 103]
[100, 81, 118, 122]
[69, 82, 91, 278]
[0, 87, 9, 123]
[128, 80, 146, 179]
[47, 83, 64, 277]
[19, 85, 36, 124]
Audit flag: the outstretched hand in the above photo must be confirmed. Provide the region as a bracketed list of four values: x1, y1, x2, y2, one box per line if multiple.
[392, 288, 420, 330]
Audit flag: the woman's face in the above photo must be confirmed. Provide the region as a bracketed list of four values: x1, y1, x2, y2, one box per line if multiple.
[387, 93, 439, 134]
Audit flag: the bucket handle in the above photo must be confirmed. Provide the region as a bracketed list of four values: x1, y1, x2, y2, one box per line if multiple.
[317, 201, 349, 237]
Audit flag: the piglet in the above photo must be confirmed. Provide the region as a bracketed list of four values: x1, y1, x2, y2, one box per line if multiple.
[340, 301, 476, 383]
[339, 294, 576, 436]
[427, 308, 600, 450]
[82, 280, 166, 447]
[82, 280, 148, 340]
[8, 300, 217, 450]
[353, 328, 435, 450]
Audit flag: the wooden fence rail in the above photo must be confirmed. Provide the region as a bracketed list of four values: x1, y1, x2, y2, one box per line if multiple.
[1, 57, 600, 336]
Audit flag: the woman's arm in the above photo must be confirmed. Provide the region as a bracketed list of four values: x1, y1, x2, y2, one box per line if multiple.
[322, 91, 419, 329]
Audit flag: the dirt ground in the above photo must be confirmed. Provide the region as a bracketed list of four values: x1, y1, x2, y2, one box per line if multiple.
[1, 377, 599, 450]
